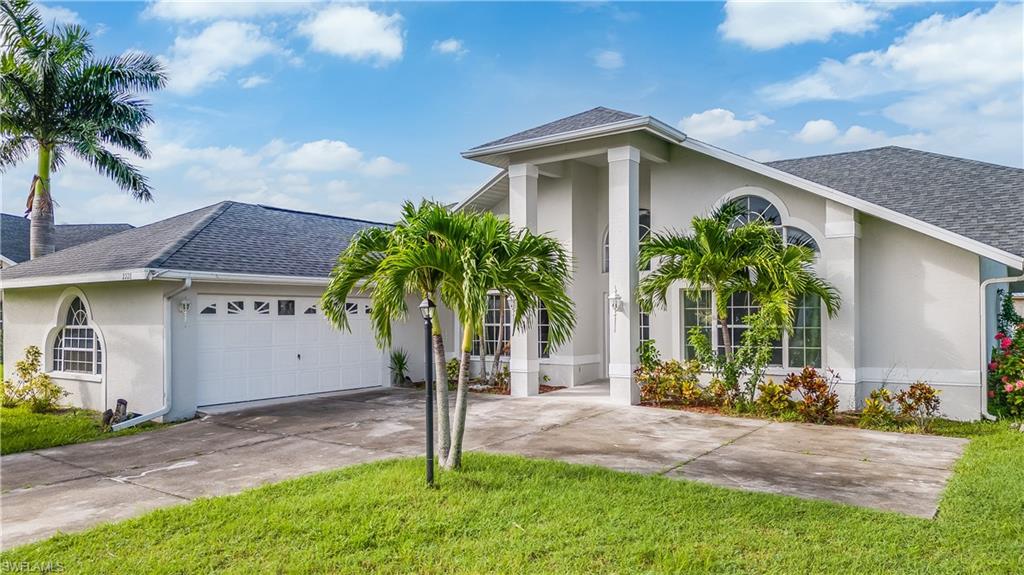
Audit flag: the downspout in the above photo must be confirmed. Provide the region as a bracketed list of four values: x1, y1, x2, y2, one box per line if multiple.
[112, 275, 191, 431]
[978, 272, 1024, 421]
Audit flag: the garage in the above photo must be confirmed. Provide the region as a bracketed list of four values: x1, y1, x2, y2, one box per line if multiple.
[195, 294, 385, 406]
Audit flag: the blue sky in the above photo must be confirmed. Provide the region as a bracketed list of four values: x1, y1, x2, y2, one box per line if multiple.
[4, 1, 1021, 226]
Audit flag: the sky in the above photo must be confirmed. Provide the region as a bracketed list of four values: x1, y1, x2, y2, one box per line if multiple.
[2, 1, 1022, 226]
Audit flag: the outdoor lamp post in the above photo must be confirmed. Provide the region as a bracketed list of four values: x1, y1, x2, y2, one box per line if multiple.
[419, 298, 436, 486]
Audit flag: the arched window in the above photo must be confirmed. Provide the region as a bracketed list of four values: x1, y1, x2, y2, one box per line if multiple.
[52, 297, 103, 374]
[603, 209, 651, 273]
[729, 195, 819, 254]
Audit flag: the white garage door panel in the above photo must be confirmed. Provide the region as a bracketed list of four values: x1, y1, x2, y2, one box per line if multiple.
[195, 295, 384, 406]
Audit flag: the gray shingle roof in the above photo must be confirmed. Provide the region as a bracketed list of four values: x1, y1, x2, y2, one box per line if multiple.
[768, 147, 1024, 259]
[469, 107, 640, 151]
[2, 213, 133, 264]
[1, 202, 391, 280]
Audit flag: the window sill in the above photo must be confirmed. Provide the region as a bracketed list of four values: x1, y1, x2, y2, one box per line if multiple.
[48, 371, 102, 383]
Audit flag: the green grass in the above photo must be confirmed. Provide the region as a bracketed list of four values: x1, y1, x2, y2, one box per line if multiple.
[2, 420, 1022, 573]
[0, 406, 163, 455]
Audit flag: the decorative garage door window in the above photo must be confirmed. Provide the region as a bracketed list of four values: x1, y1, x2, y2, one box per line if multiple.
[52, 297, 103, 374]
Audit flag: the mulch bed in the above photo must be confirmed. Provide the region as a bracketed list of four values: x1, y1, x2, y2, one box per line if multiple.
[405, 382, 566, 395]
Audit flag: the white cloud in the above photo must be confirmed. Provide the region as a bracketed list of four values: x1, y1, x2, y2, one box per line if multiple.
[593, 50, 624, 70]
[761, 4, 1023, 104]
[432, 38, 467, 58]
[162, 21, 280, 94]
[720, 0, 886, 50]
[795, 119, 840, 144]
[760, 3, 1023, 165]
[679, 108, 773, 142]
[239, 74, 270, 89]
[271, 139, 406, 177]
[35, 3, 81, 26]
[143, 0, 311, 22]
[299, 5, 403, 65]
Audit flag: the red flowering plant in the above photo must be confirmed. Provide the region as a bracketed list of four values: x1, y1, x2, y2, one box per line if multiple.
[989, 326, 1024, 415]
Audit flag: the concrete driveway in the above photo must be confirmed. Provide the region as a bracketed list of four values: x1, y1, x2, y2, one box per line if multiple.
[1, 386, 967, 549]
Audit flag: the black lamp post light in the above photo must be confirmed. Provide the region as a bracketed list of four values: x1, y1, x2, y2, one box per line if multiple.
[418, 298, 436, 486]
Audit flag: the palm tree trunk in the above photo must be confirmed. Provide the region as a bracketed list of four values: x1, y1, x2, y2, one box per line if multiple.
[443, 324, 474, 470]
[431, 314, 451, 463]
[487, 295, 507, 386]
[719, 315, 733, 361]
[30, 147, 55, 259]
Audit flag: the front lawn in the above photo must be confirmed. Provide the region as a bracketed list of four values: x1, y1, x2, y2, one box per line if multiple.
[0, 406, 162, 455]
[2, 420, 1022, 573]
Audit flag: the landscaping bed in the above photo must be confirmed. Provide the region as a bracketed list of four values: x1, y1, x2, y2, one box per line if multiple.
[0, 406, 163, 455]
[1, 420, 1020, 573]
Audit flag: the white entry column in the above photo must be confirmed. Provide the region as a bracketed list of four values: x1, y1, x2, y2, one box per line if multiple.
[824, 200, 859, 409]
[508, 163, 540, 396]
[607, 146, 641, 404]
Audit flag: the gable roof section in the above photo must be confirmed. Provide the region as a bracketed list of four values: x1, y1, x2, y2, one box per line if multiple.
[467, 107, 643, 152]
[767, 147, 1024, 260]
[1, 202, 390, 281]
[1, 213, 133, 264]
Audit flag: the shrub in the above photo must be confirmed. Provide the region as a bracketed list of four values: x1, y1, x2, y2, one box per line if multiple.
[2, 346, 68, 412]
[894, 381, 941, 433]
[859, 388, 896, 428]
[989, 324, 1024, 415]
[755, 379, 795, 417]
[445, 358, 461, 390]
[637, 340, 660, 371]
[389, 348, 409, 386]
[785, 367, 840, 424]
[635, 358, 704, 406]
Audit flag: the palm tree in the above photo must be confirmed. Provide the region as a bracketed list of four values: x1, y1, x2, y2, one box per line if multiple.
[1, 0, 166, 258]
[637, 201, 840, 365]
[375, 209, 575, 470]
[321, 201, 455, 462]
[637, 202, 776, 359]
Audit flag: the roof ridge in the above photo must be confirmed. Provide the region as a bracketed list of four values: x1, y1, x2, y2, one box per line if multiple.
[255, 204, 394, 227]
[148, 201, 235, 268]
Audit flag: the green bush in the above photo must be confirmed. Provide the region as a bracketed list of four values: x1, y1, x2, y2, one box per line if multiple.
[894, 381, 941, 433]
[2, 346, 68, 413]
[635, 358, 705, 406]
[389, 348, 409, 386]
[446, 358, 461, 390]
[858, 388, 896, 428]
[785, 367, 840, 424]
[755, 379, 795, 417]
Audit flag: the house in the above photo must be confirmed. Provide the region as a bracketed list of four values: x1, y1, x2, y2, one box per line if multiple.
[0, 203, 437, 423]
[1, 213, 133, 268]
[2, 107, 1021, 422]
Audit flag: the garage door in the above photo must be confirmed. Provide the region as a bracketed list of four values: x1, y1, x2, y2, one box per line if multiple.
[195, 295, 384, 406]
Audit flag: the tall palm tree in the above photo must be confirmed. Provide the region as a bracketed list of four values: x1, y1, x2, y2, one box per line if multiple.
[321, 201, 455, 462]
[375, 209, 575, 470]
[1, 0, 166, 258]
[637, 202, 776, 359]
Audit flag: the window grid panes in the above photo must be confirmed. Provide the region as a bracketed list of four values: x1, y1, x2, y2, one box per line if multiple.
[473, 294, 510, 357]
[52, 297, 102, 374]
[639, 312, 651, 343]
[681, 290, 713, 360]
[721, 292, 783, 366]
[538, 304, 550, 358]
[789, 293, 823, 368]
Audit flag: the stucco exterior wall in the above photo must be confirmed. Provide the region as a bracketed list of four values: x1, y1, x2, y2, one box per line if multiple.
[858, 215, 983, 419]
[2, 281, 167, 415]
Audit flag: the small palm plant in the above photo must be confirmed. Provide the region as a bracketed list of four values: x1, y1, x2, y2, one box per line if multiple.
[1, 0, 167, 259]
[389, 348, 409, 387]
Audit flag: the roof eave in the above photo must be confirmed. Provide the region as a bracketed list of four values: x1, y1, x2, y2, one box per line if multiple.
[461, 116, 688, 164]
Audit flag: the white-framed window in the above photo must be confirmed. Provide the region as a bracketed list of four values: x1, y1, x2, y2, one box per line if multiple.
[538, 303, 550, 358]
[729, 195, 819, 255]
[473, 294, 510, 357]
[681, 289, 713, 360]
[639, 312, 651, 344]
[52, 297, 103, 375]
[681, 290, 821, 368]
[603, 209, 652, 273]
